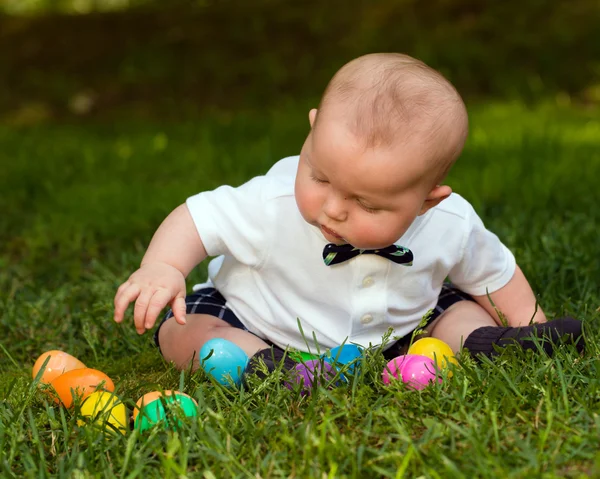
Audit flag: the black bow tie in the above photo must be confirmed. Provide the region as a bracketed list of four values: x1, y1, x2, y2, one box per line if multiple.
[323, 243, 414, 266]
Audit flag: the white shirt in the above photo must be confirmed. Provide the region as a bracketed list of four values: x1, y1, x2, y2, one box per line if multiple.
[186, 156, 516, 351]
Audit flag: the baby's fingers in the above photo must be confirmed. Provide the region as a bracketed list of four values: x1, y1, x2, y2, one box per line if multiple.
[171, 296, 187, 325]
[133, 289, 155, 334]
[113, 282, 140, 323]
[143, 289, 174, 331]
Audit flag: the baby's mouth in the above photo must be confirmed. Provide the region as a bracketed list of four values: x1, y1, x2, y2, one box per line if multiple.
[320, 225, 344, 240]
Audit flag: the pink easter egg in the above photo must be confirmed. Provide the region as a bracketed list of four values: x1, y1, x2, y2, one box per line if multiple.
[399, 355, 441, 390]
[382, 354, 442, 390]
[382, 355, 410, 385]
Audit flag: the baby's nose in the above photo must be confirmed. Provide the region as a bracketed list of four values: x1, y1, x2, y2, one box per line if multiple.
[322, 195, 348, 221]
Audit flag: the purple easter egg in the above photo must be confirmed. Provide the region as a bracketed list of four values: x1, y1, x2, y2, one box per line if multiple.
[287, 359, 335, 394]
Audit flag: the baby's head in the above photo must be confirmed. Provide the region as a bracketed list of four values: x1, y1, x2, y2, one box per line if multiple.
[295, 53, 469, 249]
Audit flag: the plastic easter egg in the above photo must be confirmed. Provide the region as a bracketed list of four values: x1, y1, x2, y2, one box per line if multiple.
[299, 351, 320, 362]
[199, 338, 249, 386]
[382, 355, 441, 390]
[133, 390, 198, 432]
[77, 391, 127, 435]
[286, 359, 335, 394]
[32, 350, 86, 384]
[49, 368, 115, 408]
[399, 355, 442, 390]
[324, 344, 364, 375]
[407, 338, 457, 371]
[382, 355, 408, 385]
[132, 391, 163, 423]
[291, 351, 320, 362]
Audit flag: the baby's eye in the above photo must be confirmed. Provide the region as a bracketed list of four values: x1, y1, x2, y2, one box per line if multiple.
[357, 201, 379, 213]
[310, 174, 328, 184]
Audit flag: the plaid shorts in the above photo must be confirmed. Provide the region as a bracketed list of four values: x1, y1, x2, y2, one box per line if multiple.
[154, 284, 474, 357]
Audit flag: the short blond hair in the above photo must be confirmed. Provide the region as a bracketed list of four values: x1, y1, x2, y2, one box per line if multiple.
[316, 53, 468, 184]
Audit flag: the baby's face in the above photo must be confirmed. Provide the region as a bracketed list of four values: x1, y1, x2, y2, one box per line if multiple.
[295, 111, 444, 249]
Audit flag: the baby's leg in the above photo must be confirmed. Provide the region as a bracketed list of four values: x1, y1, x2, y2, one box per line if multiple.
[157, 314, 270, 370]
[425, 301, 498, 353]
[426, 300, 584, 358]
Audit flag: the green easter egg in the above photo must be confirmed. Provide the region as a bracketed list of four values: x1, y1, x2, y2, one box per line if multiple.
[289, 351, 320, 363]
[134, 392, 198, 432]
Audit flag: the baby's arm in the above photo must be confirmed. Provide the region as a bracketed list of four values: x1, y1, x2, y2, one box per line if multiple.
[113, 204, 207, 334]
[471, 265, 547, 327]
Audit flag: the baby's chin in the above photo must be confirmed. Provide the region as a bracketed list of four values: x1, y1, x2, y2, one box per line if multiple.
[346, 238, 401, 249]
[350, 243, 389, 249]
[335, 238, 386, 249]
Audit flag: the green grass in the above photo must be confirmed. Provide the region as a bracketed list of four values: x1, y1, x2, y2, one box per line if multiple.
[1, 102, 600, 477]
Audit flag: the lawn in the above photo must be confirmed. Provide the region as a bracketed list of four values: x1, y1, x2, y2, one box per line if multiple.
[1, 102, 600, 477]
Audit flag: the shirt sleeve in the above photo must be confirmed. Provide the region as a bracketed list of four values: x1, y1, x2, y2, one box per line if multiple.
[185, 176, 277, 267]
[448, 204, 516, 296]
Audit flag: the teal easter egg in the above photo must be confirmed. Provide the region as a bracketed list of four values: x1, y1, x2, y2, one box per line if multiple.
[200, 338, 249, 386]
[324, 344, 364, 378]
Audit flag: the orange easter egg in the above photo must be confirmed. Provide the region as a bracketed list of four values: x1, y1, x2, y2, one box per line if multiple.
[32, 350, 86, 384]
[49, 368, 114, 408]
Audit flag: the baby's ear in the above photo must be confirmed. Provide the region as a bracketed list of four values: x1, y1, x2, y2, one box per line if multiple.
[309, 109, 318, 127]
[419, 185, 452, 215]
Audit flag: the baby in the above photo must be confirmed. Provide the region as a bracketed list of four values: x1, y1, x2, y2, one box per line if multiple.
[114, 53, 583, 376]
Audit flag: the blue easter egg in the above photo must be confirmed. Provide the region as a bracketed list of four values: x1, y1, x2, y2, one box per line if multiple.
[199, 338, 249, 386]
[324, 344, 364, 377]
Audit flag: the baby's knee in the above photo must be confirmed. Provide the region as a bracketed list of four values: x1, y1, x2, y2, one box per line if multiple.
[427, 300, 497, 353]
[157, 314, 227, 370]
[430, 301, 495, 330]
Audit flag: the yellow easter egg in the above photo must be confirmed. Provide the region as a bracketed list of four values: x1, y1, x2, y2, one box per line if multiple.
[408, 338, 457, 371]
[77, 391, 127, 435]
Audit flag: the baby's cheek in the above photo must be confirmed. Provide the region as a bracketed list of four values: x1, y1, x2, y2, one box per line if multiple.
[295, 182, 321, 223]
[352, 217, 402, 248]
[351, 219, 383, 247]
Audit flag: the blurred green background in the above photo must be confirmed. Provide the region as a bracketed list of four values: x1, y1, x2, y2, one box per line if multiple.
[2, 0, 599, 125]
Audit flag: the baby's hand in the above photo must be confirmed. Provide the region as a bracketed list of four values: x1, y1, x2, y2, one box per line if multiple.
[113, 262, 187, 334]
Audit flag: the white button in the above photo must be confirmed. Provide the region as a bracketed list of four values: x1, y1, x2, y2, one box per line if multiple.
[362, 276, 374, 287]
[361, 314, 373, 324]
